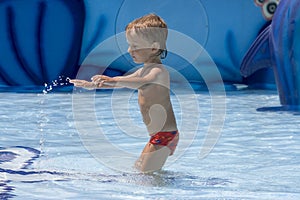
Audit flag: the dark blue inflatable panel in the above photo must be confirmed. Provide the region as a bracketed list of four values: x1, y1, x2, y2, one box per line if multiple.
[0, 0, 85, 87]
[271, 0, 300, 106]
[240, 22, 276, 89]
[241, 25, 272, 77]
[241, 0, 300, 106]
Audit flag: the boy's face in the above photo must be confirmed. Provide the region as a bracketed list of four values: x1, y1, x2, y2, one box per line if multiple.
[126, 30, 158, 64]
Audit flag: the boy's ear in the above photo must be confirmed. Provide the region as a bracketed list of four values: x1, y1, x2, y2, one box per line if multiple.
[151, 42, 160, 50]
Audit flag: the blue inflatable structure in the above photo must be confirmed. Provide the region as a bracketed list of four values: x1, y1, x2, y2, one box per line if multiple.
[0, 0, 85, 90]
[79, 0, 272, 86]
[242, 0, 300, 107]
[0, 0, 299, 107]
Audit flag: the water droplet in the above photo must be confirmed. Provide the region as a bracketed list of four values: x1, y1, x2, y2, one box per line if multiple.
[42, 76, 71, 94]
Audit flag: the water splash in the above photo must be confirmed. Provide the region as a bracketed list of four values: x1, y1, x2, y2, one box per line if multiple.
[43, 76, 71, 94]
[36, 93, 48, 171]
[37, 109, 47, 157]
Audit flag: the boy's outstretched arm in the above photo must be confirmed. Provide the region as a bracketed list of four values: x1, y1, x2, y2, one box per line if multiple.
[69, 79, 96, 90]
[92, 68, 162, 89]
[69, 79, 117, 89]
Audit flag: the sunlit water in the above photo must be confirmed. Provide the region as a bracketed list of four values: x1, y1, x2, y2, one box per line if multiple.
[0, 88, 300, 199]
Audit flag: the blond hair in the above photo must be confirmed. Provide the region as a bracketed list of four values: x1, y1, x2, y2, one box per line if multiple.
[125, 13, 168, 59]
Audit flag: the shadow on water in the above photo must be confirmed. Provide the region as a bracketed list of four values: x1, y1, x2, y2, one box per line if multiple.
[257, 106, 300, 115]
[0, 181, 15, 200]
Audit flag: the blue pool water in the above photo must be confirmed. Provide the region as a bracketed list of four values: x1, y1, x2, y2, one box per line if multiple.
[1, 89, 300, 199]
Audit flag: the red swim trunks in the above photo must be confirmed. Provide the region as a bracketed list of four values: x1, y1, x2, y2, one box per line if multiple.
[149, 131, 179, 155]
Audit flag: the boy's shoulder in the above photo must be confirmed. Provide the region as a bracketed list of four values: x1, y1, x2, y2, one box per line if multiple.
[150, 63, 166, 70]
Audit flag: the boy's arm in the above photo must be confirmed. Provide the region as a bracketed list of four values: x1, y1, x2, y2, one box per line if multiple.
[69, 79, 120, 89]
[69, 69, 143, 90]
[93, 68, 162, 89]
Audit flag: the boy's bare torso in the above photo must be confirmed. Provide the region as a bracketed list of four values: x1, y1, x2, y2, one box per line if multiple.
[137, 64, 177, 135]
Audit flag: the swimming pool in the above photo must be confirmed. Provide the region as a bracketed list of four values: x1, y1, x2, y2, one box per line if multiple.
[1, 89, 300, 199]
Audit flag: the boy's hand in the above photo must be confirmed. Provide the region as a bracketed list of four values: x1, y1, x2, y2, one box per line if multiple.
[69, 79, 97, 90]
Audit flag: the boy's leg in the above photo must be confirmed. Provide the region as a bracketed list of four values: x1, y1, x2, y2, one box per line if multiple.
[135, 143, 170, 173]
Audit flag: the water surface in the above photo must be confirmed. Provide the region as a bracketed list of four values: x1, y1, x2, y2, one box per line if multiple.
[0, 89, 299, 199]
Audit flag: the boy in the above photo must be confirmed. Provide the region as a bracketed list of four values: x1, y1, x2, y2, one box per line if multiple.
[70, 14, 179, 173]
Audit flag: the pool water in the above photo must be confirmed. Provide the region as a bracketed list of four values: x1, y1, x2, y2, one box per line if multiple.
[0, 89, 300, 199]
